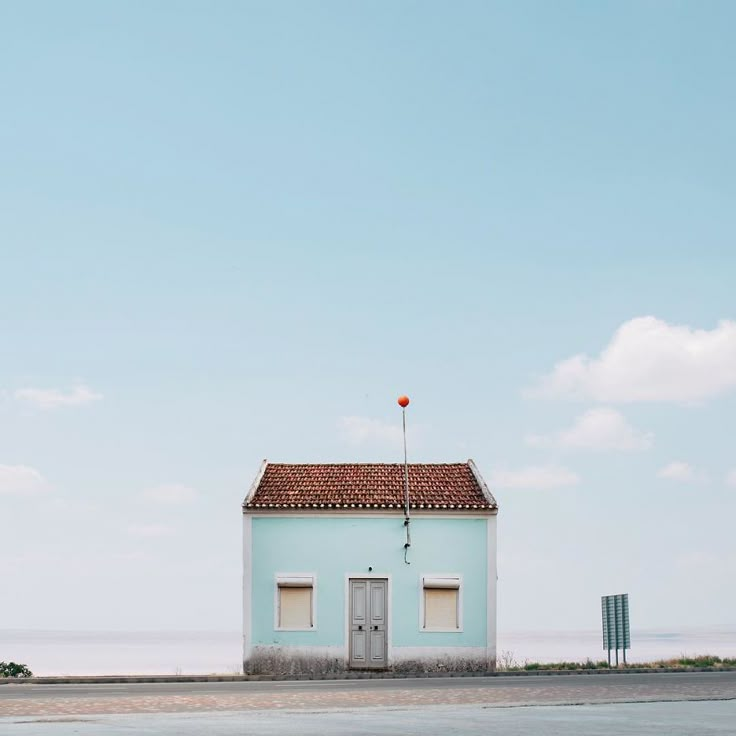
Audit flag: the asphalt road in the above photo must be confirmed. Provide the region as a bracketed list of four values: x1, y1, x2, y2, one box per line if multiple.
[4, 670, 736, 699]
[2, 674, 736, 736]
[1, 671, 735, 716]
[2, 701, 736, 736]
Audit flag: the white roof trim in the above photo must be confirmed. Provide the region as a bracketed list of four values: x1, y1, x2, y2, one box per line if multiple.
[244, 509, 496, 519]
[467, 459, 498, 509]
[242, 459, 268, 508]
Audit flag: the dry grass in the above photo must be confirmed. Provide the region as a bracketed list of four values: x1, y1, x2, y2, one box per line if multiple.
[496, 652, 736, 672]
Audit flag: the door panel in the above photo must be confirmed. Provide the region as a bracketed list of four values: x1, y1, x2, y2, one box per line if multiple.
[352, 581, 367, 625]
[370, 583, 385, 625]
[351, 630, 366, 663]
[349, 579, 387, 669]
[369, 630, 385, 663]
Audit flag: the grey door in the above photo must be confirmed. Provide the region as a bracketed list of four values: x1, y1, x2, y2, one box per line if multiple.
[349, 578, 387, 669]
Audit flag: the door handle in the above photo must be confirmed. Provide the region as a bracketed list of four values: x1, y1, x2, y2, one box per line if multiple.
[358, 625, 363, 630]
[373, 626, 379, 631]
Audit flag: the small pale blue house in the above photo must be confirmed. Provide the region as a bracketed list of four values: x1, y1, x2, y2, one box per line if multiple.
[242, 460, 498, 674]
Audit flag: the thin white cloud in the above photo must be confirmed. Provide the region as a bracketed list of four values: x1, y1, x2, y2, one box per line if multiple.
[657, 461, 704, 483]
[726, 470, 736, 488]
[114, 551, 147, 562]
[44, 497, 98, 514]
[127, 524, 174, 538]
[528, 317, 736, 403]
[526, 407, 653, 451]
[488, 465, 580, 490]
[675, 550, 724, 575]
[338, 416, 404, 447]
[142, 483, 198, 504]
[15, 385, 103, 410]
[0, 464, 49, 495]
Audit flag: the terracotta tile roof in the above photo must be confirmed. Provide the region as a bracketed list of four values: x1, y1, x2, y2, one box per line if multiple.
[244, 461, 497, 511]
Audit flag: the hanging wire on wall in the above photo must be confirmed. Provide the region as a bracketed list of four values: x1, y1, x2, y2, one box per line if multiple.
[398, 395, 411, 564]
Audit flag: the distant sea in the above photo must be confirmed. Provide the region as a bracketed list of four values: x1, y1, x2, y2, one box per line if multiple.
[498, 626, 736, 667]
[1, 627, 734, 676]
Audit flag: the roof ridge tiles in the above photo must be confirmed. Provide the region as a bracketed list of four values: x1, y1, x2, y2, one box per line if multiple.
[264, 462, 470, 468]
[243, 460, 497, 513]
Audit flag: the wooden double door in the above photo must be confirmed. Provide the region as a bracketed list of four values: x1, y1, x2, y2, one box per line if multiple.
[349, 578, 387, 669]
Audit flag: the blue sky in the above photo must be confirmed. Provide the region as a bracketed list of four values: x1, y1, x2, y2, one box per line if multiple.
[1, 2, 735, 640]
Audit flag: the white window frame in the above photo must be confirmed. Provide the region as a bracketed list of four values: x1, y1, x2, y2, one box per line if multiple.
[274, 573, 316, 631]
[419, 574, 463, 633]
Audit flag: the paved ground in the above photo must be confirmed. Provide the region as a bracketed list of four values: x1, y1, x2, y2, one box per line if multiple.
[2, 701, 736, 736]
[1, 671, 734, 719]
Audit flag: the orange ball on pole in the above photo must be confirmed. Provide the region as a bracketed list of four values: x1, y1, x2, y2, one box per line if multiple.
[397, 395, 410, 408]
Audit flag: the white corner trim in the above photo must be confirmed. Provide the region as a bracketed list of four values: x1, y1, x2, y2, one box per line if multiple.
[242, 514, 253, 665]
[273, 572, 317, 631]
[243, 459, 268, 507]
[486, 516, 497, 665]
[419, 572, 464, 633]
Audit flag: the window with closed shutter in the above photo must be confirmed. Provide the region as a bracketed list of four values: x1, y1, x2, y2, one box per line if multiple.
[422, 576, 461, 630]
[279, 587, 312, 628]
[276, 575, 314, 630]
[424, 588, 458, 629]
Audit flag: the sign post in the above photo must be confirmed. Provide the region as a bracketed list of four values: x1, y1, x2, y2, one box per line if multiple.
[601, 593, 630, 667]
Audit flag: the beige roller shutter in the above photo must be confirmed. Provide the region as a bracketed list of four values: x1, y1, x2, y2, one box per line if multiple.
[424, 588, 458, 629]
[279, 587, 313, 628]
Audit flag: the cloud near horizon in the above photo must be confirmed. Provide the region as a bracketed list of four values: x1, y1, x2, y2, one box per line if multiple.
[14, 385, 103, 410]
[526, 407, 653, 451]
[528, 317, 736, 403]
[657, 461, 704, 483]
[338, 416, 405, 448]
[488, 465, 580, 490]
[0, 464, 49, 495]
[126, 524, 174, 538]
[142, 483, 198, 504]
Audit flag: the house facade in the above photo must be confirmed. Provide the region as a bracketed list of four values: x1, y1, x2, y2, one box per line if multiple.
[242, 460, 498, 675]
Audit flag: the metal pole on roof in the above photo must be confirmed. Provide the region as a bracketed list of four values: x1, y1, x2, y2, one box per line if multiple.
[398, 395, 411, 563]
[402, 411, 409, 515]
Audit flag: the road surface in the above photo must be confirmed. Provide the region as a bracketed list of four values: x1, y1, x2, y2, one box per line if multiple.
[1, 672, 735, 735]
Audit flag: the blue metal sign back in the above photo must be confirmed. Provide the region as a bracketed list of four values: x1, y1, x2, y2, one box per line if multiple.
[602, 593, 630, 650]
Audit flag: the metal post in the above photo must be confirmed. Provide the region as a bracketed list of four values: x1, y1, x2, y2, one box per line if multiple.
[401, 403, 411, 564]
[603, 593, 632, 670]
[402, 408, 409, 520]
[614, 597, 620, 668]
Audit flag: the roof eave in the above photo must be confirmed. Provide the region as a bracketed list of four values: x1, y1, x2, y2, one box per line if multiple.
[243, 505, 497, 516]
[467, 459, 498, 510]
[242, 459, 268, 509]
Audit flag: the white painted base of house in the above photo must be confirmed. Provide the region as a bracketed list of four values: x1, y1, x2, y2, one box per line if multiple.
[244, 645, 346, 675]
[244, 644, 494, 675]
[391, 646, 493, 673]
